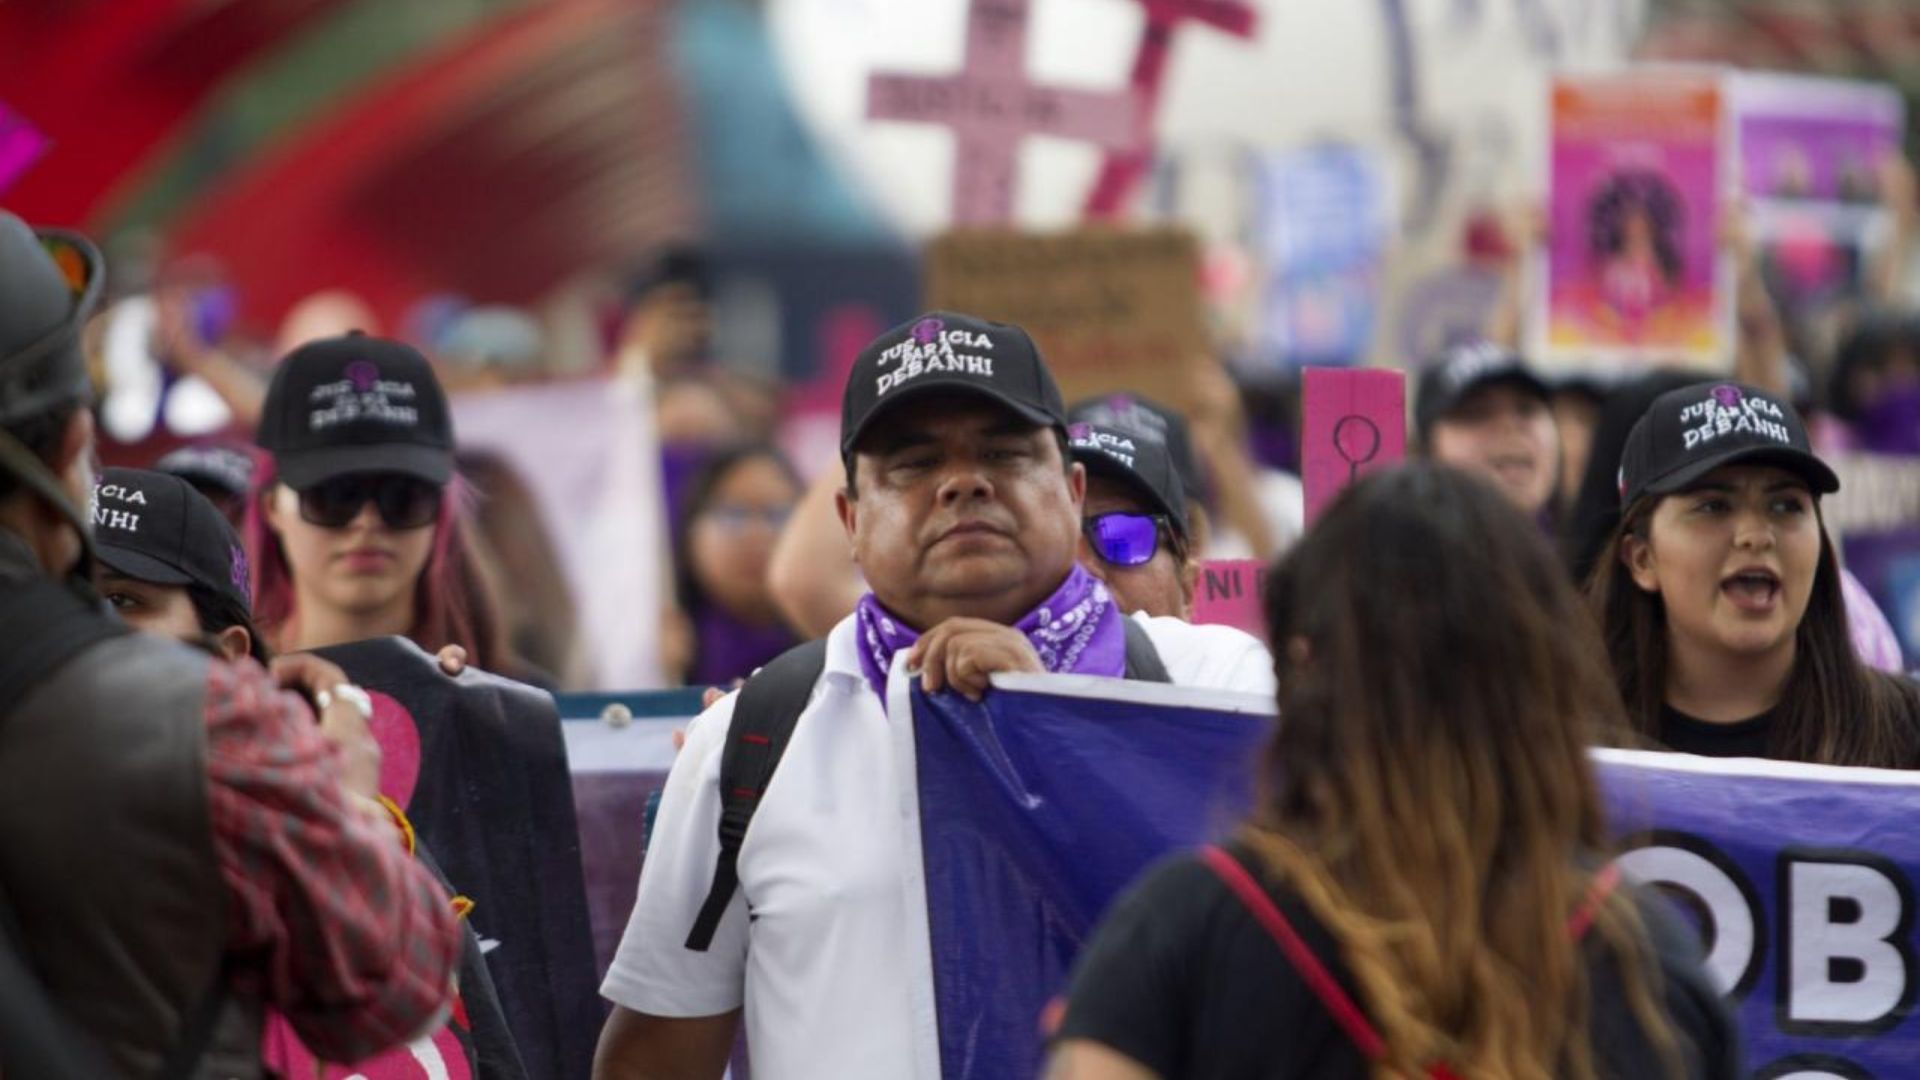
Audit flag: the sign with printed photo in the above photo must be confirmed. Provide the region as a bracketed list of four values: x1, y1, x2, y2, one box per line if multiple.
[1538, 69, 1732, 370]
[1733, 73, 1906, 309]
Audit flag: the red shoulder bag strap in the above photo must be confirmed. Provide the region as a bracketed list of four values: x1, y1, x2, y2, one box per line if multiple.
[1199, 846, 1615, 1080]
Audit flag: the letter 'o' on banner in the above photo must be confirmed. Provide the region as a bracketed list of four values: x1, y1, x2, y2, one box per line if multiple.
[1617, 842, 1759, 996]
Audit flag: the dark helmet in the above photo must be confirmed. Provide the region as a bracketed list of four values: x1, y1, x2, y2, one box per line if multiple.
[0, 211, 105, 426]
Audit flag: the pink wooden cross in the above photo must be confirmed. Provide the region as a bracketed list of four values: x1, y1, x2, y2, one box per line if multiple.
[866, 0, 1140, 224]
[1084, 0, 1258, 217]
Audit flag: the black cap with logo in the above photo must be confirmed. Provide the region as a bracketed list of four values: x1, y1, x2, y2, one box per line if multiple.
[1067, 393, 1203, 504]
[156, 441, 258, 500]
[840, 311, 1066, 470]
[256, 333, 455, 490]
[93, 467, 252, 615]
[1069, 421, 1190, 540]
[1618, 381, 1840, 508]
[1414, 341, 1551, 443]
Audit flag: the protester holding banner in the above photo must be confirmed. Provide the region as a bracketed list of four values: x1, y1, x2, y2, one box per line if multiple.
[88, 466, 531, 1078]
[246, 333, 521, 677]
[1069, 421, 1196, 620]
[594, 311, 1275, 1079]
[1588, 380, 1920, 764]
[1414, 341, 1562, 525]
[663, 442, 803, 686]
[0, 212, 463, 1076]
[1051, 464, 1737, 1079]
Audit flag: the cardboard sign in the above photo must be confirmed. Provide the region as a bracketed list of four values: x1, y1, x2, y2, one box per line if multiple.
[1190, 558, 1266, 636]
[923, 227, 1208, 411]
[1539, 69, 1730, 370]
[1300, 367, 1405, 526]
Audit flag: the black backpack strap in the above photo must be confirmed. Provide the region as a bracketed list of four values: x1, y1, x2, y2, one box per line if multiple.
[684, 639, 829, 951]
[0, 578, 128, 716]
[1121, 617, 1170, 684]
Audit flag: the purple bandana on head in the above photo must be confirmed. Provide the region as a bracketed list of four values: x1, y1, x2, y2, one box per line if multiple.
[853, 564, 1126, 704]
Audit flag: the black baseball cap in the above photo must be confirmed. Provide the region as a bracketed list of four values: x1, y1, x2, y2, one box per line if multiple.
[93, 467, 252, 615]
[1414, 342, 1551, 443]
[0, 212, 105, 426]
[1067, 393, 1203, 503]
[840, 311, 1066, 469]
[1618, 381, 1839, 508]
[1070, 421, 1190, 540]
[256, 333, 454, 490]
[156, 441, 258, 499]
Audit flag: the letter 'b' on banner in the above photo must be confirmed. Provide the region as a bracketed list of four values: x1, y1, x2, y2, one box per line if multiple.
[1302, 367, 1405, 525]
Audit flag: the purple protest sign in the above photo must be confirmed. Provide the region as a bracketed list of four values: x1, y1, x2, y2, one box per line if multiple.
[0, 104, 49, 197]
[865, 0, 1139, 224]
[1301, 367, 1405, 526]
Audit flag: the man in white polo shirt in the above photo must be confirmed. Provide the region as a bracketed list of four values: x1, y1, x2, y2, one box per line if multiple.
[592, 312, 1274, 1079]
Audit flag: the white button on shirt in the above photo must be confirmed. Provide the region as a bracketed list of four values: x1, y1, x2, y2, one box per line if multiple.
[602, 610, 1276, 1080]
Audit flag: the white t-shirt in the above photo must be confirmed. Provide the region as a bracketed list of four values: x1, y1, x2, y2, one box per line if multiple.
[601, 610, 1274, 1080]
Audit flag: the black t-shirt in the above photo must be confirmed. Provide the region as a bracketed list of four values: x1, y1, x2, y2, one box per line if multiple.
[1057, 848, 1740, 1079]
[1658, 704, 1776, 759]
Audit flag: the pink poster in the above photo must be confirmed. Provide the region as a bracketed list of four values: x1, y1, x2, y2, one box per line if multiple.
[1541, 70, 1729, 369]
[1190, 558, 1266, 636]
[1301, 367, 1405, 526]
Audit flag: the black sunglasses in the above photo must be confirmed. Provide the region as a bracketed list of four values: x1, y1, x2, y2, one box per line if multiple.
[298, 473, 443, 530]
[1082, 511, 1174, 568]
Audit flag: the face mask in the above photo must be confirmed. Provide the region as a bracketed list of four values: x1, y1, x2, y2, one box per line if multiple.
[1856, 385, 1920, 456]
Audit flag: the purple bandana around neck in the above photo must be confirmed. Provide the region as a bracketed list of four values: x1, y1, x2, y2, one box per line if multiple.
[853, 564, 1126, 704]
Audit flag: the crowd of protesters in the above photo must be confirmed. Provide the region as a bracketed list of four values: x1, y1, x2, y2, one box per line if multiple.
[5, 140, 1920, 1079]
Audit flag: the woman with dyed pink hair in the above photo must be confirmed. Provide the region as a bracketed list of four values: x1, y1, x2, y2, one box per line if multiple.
[247, 333, 517, 677]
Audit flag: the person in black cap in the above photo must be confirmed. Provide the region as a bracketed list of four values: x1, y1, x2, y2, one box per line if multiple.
[1587, 380, 1920, 766]
[1415, 341, 1560, 522]
[595, 311, 1275, 1079]
[248, 332, 518, 677]
[0, 215, 460, 1075]
[155, 439, 258, 528]
[1070, 421, 1196, 619]
[93, 466, 267, 664]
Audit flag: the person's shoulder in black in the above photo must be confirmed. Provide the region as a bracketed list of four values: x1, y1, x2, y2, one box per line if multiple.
[1057, 847, 1740, 1079]
[1055, 848, 1365, 1078]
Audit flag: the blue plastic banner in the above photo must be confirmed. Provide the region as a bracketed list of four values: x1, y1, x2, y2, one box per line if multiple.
[909, 676, 1274, 1079]
[910, 676, 1920, 1080]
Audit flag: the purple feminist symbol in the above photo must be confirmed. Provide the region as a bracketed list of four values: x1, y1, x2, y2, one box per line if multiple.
[345, 360, 380, 392]
[910, 318, 944, 345]
[1068, 422, 1092, 441]
[1711, 385, 1744, 409]
[230, 545, 250, 596]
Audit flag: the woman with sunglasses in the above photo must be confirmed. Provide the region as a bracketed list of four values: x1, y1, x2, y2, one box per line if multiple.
[247, 333, 513, 673]
[1588, 381, 1920, 765]
[1070, 422, 1197, 620]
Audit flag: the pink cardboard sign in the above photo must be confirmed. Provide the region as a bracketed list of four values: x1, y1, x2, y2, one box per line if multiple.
[1191, 558, 1266, 637]
[1301, 367, 1405, 526]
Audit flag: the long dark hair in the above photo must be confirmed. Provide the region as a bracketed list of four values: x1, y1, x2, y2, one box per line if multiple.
[1588, 170, 1685, 284]
[186, 582, 273, 666]
[1586, 496, 1920, 767]
[1252, 464, 1676, 1079]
